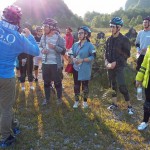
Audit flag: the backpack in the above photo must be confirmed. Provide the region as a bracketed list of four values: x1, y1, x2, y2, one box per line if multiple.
[97, 32, 105, 39]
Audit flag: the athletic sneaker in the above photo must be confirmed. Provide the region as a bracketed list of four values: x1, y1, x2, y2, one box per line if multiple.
[73, 101, 79, 108]
[138, 122, 148, 131]
[13, 127, 21, 136]
[42, 99, 47, 105]
[128, 106, 134, 115]
[21, 87, 25, 91]
[30, 86, 35, 90]
[62, 84, 65, 89]
[0, 135, 16, 148]
[107, 104, 118, 110]
[83, 102, 88, 108]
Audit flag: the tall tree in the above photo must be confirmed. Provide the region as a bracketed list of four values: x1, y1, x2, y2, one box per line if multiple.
[136, 15, 143, 24]
[129, 17, 136, 27]
[122, 15, 130, 27]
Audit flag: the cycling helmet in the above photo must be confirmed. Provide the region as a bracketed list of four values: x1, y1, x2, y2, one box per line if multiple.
[143, 16, 150, 21]
[79, 26, 91, 37]
[110, 17, 123, 27]
[43, 18, 57, 28]
[2, 5, 22, 25]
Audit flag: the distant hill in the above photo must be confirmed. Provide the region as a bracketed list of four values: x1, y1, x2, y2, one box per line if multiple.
[125, 0, 150, 10]
[14, 0, 83, 28]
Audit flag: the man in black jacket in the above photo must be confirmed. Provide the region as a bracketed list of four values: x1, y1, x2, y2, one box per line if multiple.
[105, 17, 134, 115]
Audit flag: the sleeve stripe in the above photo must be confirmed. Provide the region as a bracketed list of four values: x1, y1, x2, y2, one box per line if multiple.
[92, 49, 96, 53]
[139, 70, 145, 74]
[140, 66, 146, 71]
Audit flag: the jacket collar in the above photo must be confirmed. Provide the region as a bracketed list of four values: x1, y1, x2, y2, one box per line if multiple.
[0, 20, 19, 31]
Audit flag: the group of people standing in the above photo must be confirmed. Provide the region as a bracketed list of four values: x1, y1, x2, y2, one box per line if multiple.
[0, 5, 96, 148]
[0, 4, 150, 148]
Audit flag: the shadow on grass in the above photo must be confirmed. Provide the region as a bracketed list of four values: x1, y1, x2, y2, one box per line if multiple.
[36, 83, 125, 149]
[89, 65, 150, 149]
[12, 68, 150, 149]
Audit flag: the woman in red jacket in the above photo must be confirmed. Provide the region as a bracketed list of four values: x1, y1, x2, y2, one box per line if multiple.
[64, 27, 74, 61]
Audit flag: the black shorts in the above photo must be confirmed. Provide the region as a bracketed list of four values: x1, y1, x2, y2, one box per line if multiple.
[42, 64, 61, 82]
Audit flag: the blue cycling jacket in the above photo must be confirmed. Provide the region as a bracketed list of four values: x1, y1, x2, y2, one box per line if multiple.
[0, 20, 40, 78]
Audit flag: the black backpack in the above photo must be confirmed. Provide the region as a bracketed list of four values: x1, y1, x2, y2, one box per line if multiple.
[97, 32, 105, 39]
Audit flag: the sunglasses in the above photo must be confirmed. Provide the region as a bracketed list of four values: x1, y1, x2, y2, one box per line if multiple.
[78, 32, 84, 35]
[42, 24, 54, 29]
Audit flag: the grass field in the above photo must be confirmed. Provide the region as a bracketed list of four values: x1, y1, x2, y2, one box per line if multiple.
[6, 29, 150, 150]
[11, 69, 150, 150]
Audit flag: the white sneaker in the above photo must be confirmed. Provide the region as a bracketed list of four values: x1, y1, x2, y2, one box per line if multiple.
[138, 122, 148, 131]
[21, 87, 25, 91]
[73, 101, 79, 108]
[83, 102, 88, 108]
[42, 99, 47, 105]
[30, 86, 35, 90]
[128, 107, 134, 115]
[107, 104, 118, 110]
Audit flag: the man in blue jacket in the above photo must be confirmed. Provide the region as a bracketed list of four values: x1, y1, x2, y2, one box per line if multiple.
[0, 5, 39, 148]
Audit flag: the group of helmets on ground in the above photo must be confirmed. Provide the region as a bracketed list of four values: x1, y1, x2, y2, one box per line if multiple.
[0, 4, 150, 148]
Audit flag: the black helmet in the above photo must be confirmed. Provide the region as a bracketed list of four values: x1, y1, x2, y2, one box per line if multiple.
[43, 18, 57, 29]
[2, 5, 22, 25]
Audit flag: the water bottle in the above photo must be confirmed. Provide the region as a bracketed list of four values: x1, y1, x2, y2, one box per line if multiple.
[137, 86, 143, 100]
[22, 58, 27, 66]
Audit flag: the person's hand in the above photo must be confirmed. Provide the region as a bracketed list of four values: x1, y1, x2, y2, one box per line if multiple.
[75, 58, 83, 64]
[105, 59, 108, 67]
[48, 43, 55, 49]
[67, 56, 72, 63]
[41, 49, 49, 54]
[22, 28, 31, 37]
[136, 81, 142, 87]
[111, 61, 116, 69]
[106, 61, 116, 69]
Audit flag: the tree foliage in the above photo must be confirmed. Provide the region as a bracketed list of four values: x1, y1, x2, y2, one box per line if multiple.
[125, 0, 150, 10]
[14, 0, 84, 28]
[83, 6, 150, 28]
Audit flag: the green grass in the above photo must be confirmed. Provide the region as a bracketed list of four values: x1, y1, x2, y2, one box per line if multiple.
[7, 31, 150, 149]
[10, 68, 150, 150]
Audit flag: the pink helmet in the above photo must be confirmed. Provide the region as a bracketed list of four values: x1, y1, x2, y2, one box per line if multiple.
[2, 5, 22, 25]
